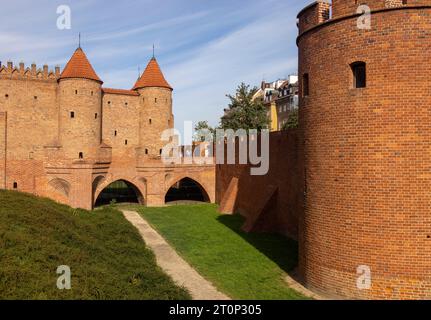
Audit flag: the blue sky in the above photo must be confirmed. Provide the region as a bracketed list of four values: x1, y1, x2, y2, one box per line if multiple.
[1, 0, 311, 128]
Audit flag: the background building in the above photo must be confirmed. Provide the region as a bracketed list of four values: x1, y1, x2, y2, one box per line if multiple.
[252, 75, 299, 131]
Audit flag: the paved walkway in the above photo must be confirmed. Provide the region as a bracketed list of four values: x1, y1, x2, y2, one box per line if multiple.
[122, 210, 230, 300]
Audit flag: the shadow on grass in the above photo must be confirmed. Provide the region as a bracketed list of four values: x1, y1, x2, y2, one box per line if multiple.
[217, 214, 298, 274]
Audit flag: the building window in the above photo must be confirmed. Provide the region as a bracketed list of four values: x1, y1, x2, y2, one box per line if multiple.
[91, 91, 94, 96]
[75, 90, 78, 95]
[79, 152, 83, 159]
[108, 101, 111, 105]
[159, 149, 162, 155]
[145, 149, 148, 155]
[114, 130, 117, 136]
[13, 182, 17, 189]
[70, 111, 75, 118]
[351, 62, 366, 88]
[155, 98, 157, 103]
[125, 102, 128, 106]
[149, 119, 152, 124]
[125, 140, 128, 145]
[302, 73, 309, 97]
[95, 113, 98, 119]
[5, 94, 8, 98]
[34, 96, 38, 100]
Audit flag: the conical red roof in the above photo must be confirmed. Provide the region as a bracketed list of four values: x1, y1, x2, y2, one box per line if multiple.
[59, 47, 102, 83]
[133, 58, 172, 90]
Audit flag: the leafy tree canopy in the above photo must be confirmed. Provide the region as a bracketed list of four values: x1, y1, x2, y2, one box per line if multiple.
[220, 83, 269, 132]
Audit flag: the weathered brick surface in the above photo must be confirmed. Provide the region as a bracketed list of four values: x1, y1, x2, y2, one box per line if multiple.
[297, 2, 431, 299]
[0, 54, 214, 210]
[216, 131, 303, 239]
[0, 112, 6, 189]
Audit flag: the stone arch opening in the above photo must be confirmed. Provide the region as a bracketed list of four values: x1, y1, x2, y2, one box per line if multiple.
[95, 179, 144, 207]
[165, 177, 210, 204]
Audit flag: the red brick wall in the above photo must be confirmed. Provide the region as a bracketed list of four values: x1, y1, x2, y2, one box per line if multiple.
[0, 112, 6, 189]
[216, 131, 303, 239]
[297, 1, 331, 35]
[298, 4, 431, 299]
[0, 61, 214, 210]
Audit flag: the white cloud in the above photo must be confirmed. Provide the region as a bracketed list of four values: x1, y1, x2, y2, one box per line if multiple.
[166, 9, 298, 128]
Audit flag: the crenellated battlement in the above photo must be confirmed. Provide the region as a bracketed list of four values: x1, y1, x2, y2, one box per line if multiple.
[298, 0, 431, 36]
[331, 0, 410, 18]
[297, 0, 331, 35]
[0, 61, 60, 81]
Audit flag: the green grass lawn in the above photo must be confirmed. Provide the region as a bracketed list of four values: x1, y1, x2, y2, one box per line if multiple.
[0, 190, 190, 300]
[130, 203, 306, 300]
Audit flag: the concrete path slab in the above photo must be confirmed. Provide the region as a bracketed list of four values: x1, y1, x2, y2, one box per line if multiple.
[121, 210, 230, 300]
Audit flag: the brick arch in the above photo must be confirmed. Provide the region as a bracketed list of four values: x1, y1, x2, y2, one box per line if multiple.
[92, 175, 106, 193]
[164, 174, 212, 203]
[93, 175, 147, 206]
[47, 177, 71, 205]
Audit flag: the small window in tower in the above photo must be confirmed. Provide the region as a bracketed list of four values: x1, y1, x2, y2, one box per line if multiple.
[5, 94, 9, 98]
[351, 62, 366, 88]
[95, 113, 98, 119]
[34, 96, 37, 100]
[302, 73, 309, 97]
[114, 130, 117, 136]
[125, 102, 128, 106]
[91, 91, 94, 96]
[149, 119, 152, 125]
[75, 90, 78, 95]
[13, 182, 17, 189]
[79, 152, 83, 159]
[145, 149, 148, 155]
[159, 149, 162, 155]
[70, 111, 75, 118]
[155, 98, 157, 103]
[108, 101, 111, 105]
[125, 140, 128, 145]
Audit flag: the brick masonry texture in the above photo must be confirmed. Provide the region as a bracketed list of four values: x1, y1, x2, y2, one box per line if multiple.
[297, 1, 431, 299]
[0, 49, 215, 210]
[216, 131, 303, 240]
[215, 0, 431, 300]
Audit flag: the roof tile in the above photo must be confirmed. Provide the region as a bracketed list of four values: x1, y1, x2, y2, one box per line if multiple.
[102, 88, 139, 96]
[60, 48, 102, 83]
[133, 58, 172, 90]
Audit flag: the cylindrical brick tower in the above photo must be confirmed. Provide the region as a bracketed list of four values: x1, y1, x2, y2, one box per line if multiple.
[133, 57, 173, 157]
[297, 1, 431, 299]
[58, 48, 103, 161]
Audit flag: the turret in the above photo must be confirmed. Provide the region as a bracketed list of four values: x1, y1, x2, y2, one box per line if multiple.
[133, 57, 173, 157]
[58, 47, 103, 161]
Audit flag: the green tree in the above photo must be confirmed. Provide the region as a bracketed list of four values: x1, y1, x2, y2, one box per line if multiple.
[220, 83, 269, 132]
[194, 121, 215, 142]
[282, 109, 299, 130]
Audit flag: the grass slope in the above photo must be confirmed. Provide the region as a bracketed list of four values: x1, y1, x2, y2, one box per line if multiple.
[0, 190, 190, 300]
[132, 204, 306, 300]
